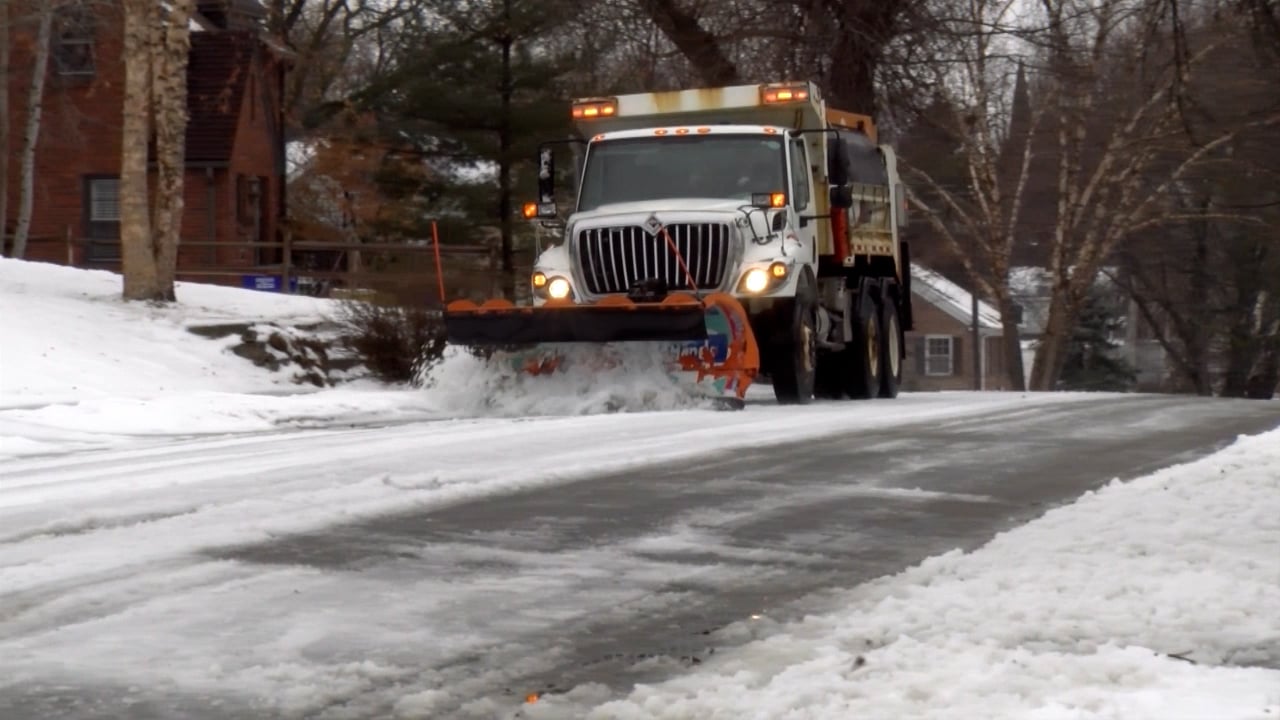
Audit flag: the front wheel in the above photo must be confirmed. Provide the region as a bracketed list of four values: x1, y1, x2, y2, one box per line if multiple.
[770, 279, 818, 405]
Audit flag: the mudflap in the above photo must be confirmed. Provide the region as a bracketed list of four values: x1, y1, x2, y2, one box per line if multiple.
[443, 292, 760, 403]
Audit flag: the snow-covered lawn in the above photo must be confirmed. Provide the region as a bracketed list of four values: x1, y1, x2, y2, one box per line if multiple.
[521, 427, 1280, 720]
[0, 259, 462, 457]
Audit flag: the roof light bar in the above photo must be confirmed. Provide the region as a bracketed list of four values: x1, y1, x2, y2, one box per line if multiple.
[571, 99, 618, 119]
[761, 84, 811, 104]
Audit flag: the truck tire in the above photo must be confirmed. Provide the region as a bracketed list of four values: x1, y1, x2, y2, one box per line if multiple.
[770, 275, 818, 405]
[878, 299, 902, 398]
[845, 292, 882, 399]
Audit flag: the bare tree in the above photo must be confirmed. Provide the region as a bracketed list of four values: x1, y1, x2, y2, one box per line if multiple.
[904, 0, 1279, 391]
[0, 0, 10, 252]
[10, 0, 54, 260]
[630, 0, 914, 115]
[267, 0, 420, 126]
[897, 0, 1040, 390]
[1023, 0, 1280, 390]
[120, 0, 196, 301]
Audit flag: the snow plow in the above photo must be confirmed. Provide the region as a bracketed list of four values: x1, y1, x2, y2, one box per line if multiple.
[443, 291, 759, 401]
[440, 80, 912, 405]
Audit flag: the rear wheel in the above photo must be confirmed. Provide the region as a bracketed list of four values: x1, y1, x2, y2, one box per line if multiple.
[770, 277, 817, 405]
[878, 299, 902, 398]
[845, 294, 882, 399]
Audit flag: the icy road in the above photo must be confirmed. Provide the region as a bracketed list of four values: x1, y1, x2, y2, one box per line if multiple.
[1, 392, 1278, 719]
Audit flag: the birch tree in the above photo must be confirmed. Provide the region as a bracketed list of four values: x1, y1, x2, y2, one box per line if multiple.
[120, 0, 196, 301]
[1023, 0, 1280, 390]
[897, 0, 1040, 391]
[903, 0, 1279, 391]
[10, 0, 53, 260]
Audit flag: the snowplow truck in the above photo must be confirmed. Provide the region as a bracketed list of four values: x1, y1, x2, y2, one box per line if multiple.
[443, 80, 914, 405]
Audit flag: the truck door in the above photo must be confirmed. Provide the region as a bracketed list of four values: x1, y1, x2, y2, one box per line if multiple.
[788, 136, 817, 263]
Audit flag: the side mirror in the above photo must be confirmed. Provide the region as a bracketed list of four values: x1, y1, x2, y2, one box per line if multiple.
[830, 184, 853, 210]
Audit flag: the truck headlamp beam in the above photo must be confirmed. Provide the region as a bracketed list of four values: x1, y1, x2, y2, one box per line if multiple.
[739, 262, 789, 294]
[547, 277, 572, 299]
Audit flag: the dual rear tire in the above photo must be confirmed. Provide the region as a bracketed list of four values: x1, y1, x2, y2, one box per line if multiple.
[816, 290, 902, 400]
[764, 278, 903, 404]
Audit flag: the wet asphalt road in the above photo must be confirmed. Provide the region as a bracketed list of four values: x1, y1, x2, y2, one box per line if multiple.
[3, 394, 1279, 719]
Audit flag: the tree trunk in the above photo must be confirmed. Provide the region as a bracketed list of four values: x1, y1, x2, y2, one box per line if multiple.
[1029, 284, 1075, 390]
[1245, 344, 1279, 400]
[0, 0, 11, 254]
[820, 0, 901, 115]
[12, 0, 54, 260]
[497, 0, 515, 299]
[996, 295, 1026, 390]
[121, 0, 159, 300]
[1185, 218, 1214, 395]
[1219, 284, 1260, 398]
[637, 0, 738, 86]
[151, 0, 196, 299]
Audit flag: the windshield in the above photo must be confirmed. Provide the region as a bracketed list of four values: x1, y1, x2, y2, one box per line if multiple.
[577, 134, 786, 211]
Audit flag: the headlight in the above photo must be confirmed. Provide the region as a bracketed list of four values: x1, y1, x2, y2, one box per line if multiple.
[743, 269, 770, 293]
[531, 272, 548, 289]
[547, 277, 572, 299]
[740, 262, 788, 294]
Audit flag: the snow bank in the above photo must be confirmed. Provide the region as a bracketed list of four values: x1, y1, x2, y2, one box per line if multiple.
[0, 258, 336, 406]
[526, 428, 1280, 720]
[0, 259, 457, 457]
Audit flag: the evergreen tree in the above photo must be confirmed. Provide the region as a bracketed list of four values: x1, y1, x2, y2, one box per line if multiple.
[1057, 283, 1138, 392]
[350, 0, 576, 298]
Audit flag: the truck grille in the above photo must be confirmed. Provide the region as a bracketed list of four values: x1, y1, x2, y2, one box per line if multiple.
[575, 223, 732, 295]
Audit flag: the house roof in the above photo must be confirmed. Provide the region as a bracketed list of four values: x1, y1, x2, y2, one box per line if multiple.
[185, 32, 258, 163]
[911, 264, 1002, 331]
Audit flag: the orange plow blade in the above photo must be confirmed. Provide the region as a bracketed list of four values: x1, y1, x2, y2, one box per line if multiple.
[442, 292, 760, 402]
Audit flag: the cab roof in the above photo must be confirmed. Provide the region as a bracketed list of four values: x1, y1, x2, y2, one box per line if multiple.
[585, 124, 792, 142]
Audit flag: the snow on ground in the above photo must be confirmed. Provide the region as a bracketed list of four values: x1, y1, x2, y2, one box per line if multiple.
[520, 427, 1280, 720]
[4, 260, 1277, 719]
[0, 258, 335, 405]
[0, 257, 1091, 462]
[1, 257, 1102, 596]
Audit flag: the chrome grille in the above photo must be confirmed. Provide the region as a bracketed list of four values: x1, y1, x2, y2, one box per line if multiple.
[575, 223, 732, 295]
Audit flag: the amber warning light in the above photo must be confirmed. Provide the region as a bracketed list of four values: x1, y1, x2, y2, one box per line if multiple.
[761, 85, 810, 104]
[572, 99, 618, 119]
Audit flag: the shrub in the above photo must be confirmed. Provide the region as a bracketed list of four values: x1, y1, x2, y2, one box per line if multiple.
[334, 298, 447, 384]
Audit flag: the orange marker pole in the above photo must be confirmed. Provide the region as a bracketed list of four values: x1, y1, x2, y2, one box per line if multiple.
[431, 220, 446, 303]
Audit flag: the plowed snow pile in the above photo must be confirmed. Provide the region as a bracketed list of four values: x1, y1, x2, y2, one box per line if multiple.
[416, 344, 723, 416]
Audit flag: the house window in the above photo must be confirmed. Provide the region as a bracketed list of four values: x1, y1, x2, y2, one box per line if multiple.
[89, 178, 120, 223]
[54, 6, 96, 76]
[925, 335, 954, 376]
[84, 176, 121, 261]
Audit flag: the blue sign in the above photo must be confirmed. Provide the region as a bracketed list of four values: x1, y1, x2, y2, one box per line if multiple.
[241, 274, 299, 293]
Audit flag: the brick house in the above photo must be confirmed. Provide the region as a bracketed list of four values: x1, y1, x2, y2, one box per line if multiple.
[3, 0, 290, 281]
[903, 264, 1011, 391]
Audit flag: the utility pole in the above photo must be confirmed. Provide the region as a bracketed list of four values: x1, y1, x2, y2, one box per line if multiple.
[972, 291, 981, 390]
